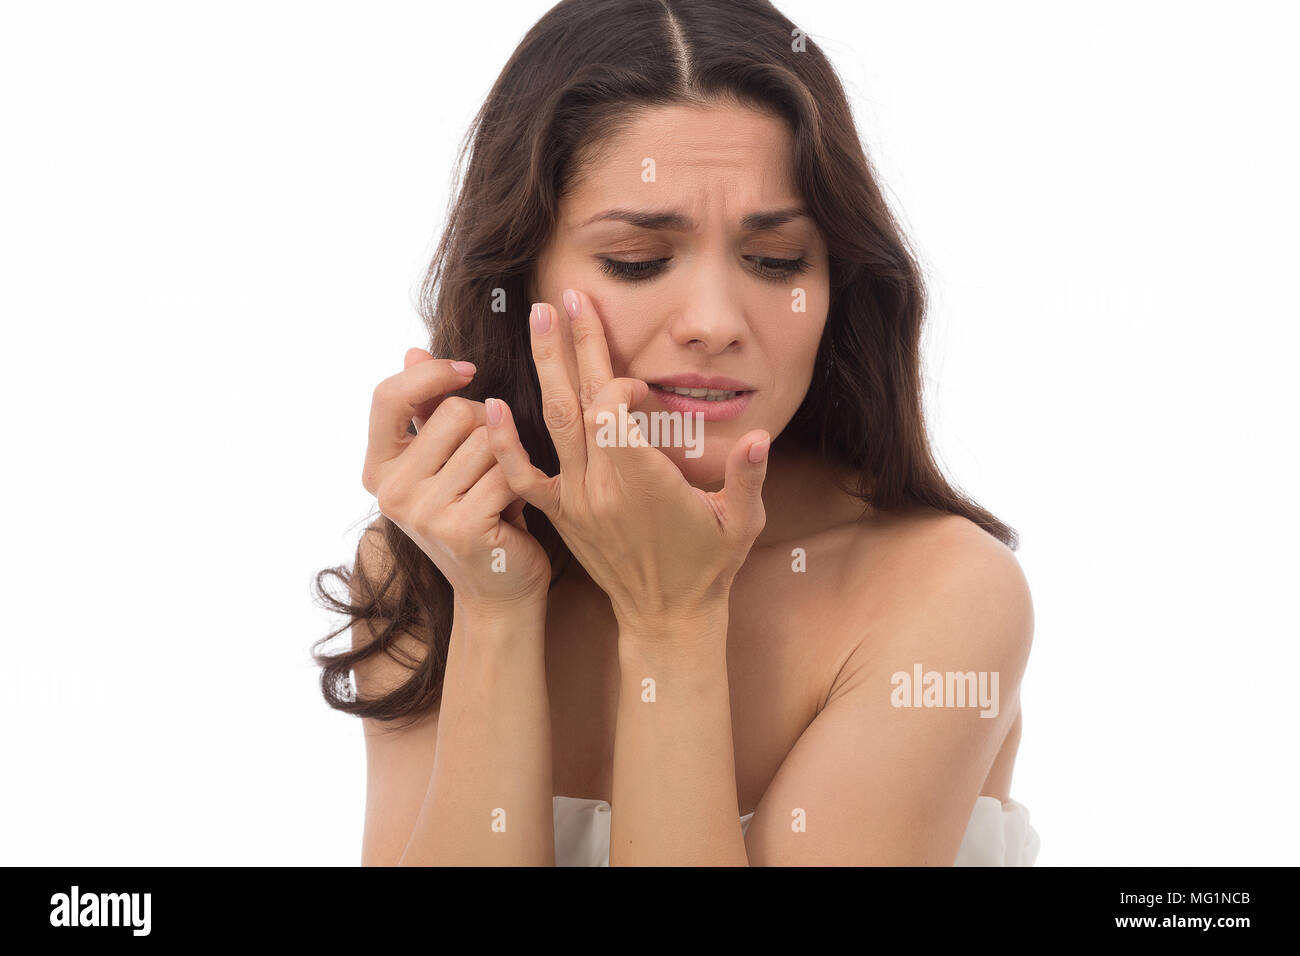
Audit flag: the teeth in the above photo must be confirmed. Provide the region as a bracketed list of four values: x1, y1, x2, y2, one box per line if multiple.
[655, 385, 740, 401]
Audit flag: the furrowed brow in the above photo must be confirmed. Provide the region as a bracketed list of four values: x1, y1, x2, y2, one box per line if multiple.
[576, 206, 811, 232]
[577, 209, 692, 231]
[739, 207, 811, 231]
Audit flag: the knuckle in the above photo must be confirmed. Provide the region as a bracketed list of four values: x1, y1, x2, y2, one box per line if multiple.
[532, 338, 555, 363]
[374, 479, 410, 519]
[582, 405, 599, 431]
[579, 379, 604, 408]
[569, 322, 595, 349]
[543, 396, 577, 432]
[438, 396, 475, 429]
[371, 378, 395, 408]
[361, 462, 380, 495]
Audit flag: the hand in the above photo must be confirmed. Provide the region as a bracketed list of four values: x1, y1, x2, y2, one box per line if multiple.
[361, 349, 552, 610]
[484, 292, 770, 633]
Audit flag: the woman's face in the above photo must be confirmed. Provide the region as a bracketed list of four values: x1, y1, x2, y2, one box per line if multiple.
[531, 99, 830, 487]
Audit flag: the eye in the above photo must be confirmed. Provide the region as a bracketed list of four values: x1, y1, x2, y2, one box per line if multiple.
[747, 256, 811, 280]
[598, 257, 671, 282]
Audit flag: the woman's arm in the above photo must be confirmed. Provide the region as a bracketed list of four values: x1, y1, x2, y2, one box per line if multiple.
[355, 352, 559, 865]
[395, 594, 553, 866]
[611, 606, 748, 866]
[740, 521, 1033, 865]
[352, 527, 554, 866]
[484, 290, 769, 865]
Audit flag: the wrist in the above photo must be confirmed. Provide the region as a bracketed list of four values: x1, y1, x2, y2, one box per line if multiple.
[616, 601, 730, 656]
[453, 591, 547, 641]
[611, 584, 731, 634]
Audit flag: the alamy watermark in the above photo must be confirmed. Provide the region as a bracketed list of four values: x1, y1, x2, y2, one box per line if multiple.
[594, 404, 705, 458]
[50, 886, 151, 936]
[890, 663, 1000, 718]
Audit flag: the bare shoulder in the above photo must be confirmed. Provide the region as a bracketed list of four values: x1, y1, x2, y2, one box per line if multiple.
[835, 507, 1034, 675]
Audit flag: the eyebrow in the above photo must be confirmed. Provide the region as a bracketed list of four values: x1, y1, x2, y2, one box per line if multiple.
[576, 206, 811, 232]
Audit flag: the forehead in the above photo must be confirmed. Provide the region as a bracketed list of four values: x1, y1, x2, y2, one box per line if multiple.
[563, 101, 800, 226]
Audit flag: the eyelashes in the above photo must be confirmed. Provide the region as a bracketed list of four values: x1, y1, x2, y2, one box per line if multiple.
[598, 257, 669, 282]
[597, 256, 811, 284]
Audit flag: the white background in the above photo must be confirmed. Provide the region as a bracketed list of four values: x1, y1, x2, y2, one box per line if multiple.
[2, 0, 1296, 865]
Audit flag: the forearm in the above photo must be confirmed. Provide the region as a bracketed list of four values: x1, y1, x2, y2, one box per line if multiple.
[610, 608, 749, 866]
[398, 594, 554, 866]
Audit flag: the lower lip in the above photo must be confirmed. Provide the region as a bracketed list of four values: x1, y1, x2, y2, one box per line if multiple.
[648, 385, 754, 421]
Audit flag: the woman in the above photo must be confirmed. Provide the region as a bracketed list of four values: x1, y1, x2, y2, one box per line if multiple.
[314, 0, 1040, 866]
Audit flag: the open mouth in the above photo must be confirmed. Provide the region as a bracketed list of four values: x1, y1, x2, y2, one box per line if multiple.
[649, 383, 748, 402]
[645, 381, 756, 422]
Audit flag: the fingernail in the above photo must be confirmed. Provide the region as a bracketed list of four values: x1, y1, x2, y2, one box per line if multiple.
[450, 360, 476, 375]
[530, 303, 551, 334]
[562, 289, 580, 320]
[486, 398, 503, 426]
[747, 437, 770, 464]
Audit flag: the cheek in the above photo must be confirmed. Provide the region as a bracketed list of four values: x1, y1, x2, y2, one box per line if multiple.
[765, 312, 827, 376]
[791, 286, 830, 370]
[534, 245, 591, 308]
[583, 288, 648, 376]
[581, 276, 828, 384]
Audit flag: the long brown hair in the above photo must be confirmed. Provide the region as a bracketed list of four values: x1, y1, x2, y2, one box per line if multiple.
[312, 0, 1018, 729]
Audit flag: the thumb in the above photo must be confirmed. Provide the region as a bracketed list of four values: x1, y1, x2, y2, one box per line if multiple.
[403, 348, 437, 430]
[593, 377, 651, 420]
[720, 430, 770, 537]
[591, 377, 653, 454]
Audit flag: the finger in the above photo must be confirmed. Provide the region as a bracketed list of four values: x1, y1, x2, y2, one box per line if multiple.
[461, 461, 528, 519]
[587, 377, 652, 455]
[428, 424, 498, 500]
[402, 349, 436, 431]
[366, 358, 476, 476]
[528, 301, 587, 477]
[388, 397, 488, 488]
[562, 289, 614, 411]
[718, 429, 771, 537]
[591, 376, 650, 412]
[485, 396, 562, 517]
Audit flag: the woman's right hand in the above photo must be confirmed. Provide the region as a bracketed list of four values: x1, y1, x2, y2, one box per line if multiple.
[361, 349, 552, 609]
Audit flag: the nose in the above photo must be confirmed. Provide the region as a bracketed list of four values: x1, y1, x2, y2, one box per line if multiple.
[668, 250, 749, 355]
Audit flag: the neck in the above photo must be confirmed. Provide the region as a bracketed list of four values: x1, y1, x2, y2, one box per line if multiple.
[748, 434, 871, 548]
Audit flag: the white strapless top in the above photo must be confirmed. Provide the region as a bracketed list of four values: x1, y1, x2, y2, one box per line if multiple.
[553, 794, 1040, 866]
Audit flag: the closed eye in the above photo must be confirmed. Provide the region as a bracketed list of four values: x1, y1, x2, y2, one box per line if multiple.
[598, 257, 669, 282]
[597, 255, 811, 283]
[748, 256, 810, 279]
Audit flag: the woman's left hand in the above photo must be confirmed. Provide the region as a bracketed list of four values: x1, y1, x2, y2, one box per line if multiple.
[484, 289, 771, 635]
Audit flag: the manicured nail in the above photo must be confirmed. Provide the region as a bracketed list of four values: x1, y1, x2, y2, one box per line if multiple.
[562, 289, 580, 320]
[530, 302, 551, 334]
[450, 360, 476, 375]
[748, 437, 770, 464]
[486, 398, 503, 426]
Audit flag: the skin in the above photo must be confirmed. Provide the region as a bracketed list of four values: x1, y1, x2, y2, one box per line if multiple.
[354, 100, 1032, 866]
[529, 98, 828, 490]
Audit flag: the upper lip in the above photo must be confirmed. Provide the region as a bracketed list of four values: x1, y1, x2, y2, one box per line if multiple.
[648, 374, 756, 392]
